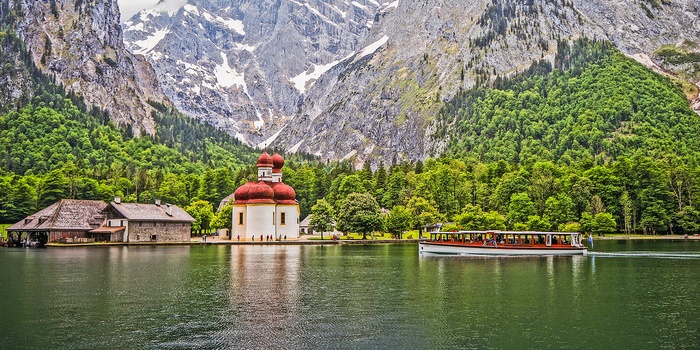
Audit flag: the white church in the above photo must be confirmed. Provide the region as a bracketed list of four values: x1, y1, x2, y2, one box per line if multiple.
[231, 151, 299, 240]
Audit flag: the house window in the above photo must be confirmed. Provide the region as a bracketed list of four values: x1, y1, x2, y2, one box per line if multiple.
[272, 212, 275, 225]
[280, 212, 286, 225]
[121, 220, 125, 226]
[238, 212, 244, 225]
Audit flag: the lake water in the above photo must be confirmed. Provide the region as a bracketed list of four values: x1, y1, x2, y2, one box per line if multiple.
[1, 240, 699, 349]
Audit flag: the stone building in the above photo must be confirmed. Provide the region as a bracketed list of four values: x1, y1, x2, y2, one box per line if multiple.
[230, 151, 299, 241]
[95, 198, 195, 242]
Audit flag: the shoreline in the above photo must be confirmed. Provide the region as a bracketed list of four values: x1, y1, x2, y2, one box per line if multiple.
[6, 235, 698, 248]
[42, 238, 423, 248]
[594, 235, 700, 240]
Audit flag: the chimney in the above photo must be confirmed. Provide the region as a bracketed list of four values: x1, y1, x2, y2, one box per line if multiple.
[114, 196, 121, 204]
[155, 199, 161, 206]
[166, 203, 173, 216]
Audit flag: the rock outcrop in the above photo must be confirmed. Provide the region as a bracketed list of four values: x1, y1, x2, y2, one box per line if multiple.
[8, 0, 170, 135]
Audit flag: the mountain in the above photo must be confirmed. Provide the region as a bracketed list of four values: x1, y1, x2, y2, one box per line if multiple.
[123, 0, 384, 145]
[0, 0, 170, 136]
[123, 0, 700, 165]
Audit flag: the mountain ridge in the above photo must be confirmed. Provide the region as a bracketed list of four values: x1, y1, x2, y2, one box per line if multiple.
[122, 0, 700, 165]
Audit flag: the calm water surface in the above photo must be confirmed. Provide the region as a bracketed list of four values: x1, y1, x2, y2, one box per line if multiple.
[1, 240, 699, 349]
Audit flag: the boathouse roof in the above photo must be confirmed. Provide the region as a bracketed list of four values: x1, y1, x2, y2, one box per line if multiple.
[107, 202, 195, 222]
[7, 200, 107, 232]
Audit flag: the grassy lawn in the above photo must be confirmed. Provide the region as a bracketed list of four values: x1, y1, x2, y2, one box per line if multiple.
[0, 224, 9, 240]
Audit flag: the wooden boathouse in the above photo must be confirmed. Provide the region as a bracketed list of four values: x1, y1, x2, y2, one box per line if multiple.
[5, 199, 107, 246]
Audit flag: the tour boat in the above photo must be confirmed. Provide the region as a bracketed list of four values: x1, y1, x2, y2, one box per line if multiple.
[419, 230, 587, 256]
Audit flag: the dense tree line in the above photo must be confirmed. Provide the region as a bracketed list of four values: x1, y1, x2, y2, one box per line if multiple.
[300, 154, 699, 237]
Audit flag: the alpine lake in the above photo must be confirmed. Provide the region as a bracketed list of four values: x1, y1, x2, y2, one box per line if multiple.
[1, 240, 699, 349]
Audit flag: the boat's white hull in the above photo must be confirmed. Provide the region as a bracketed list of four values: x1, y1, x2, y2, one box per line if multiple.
[419, 242, 587, 256]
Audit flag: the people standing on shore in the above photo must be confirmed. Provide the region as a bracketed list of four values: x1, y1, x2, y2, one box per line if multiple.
[237, 235, 240, 242]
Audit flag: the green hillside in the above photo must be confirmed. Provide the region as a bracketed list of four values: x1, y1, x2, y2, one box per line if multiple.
[0, 29, 259, 223]
[438, 39, 700, 164]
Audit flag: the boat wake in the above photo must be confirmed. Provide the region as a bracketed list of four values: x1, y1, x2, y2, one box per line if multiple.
[586, 251, 700, 259]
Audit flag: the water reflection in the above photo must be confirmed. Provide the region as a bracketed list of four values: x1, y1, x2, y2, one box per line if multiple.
[224, 245, 301, 348]
[1, 242, 699, 349]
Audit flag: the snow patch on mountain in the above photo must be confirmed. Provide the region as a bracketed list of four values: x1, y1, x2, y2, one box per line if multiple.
[183, 4, 200, 16]
[132, 29, 169, 54]
[257, 126, 286, 149]
[341, 149, 358, 161]
[152, 0, 188, 15]
[303, 3, 342, 29]
[351, 1, 370, 12]
[291, 60, 342, 93]
[214, 53, 246, 90]
[355, 35, 388, 62]
[288, 139, 304, 153]
[382, 1, 399, 11]
[201, 11, 245, 35]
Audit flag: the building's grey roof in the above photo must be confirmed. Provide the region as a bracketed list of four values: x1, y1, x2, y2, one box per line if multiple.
[7, 200, 107, 232]
[109, 202, 195, 222]
[218, 193, 235, 211]
[300, 215, 312, 227]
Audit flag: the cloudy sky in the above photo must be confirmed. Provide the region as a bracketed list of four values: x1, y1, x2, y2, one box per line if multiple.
[118, 0, 158, 22]
[118, 0, 188, 22]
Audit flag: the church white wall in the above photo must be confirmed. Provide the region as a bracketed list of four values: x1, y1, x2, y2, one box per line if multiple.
[232, 206, 247, 240]
[246, 204, 276, 239]
[276, 204, 300, 240]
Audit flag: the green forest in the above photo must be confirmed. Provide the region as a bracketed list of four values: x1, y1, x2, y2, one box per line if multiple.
[1, 33, 700, 236]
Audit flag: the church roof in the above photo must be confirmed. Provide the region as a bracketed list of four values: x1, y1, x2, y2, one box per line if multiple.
[272, 152, 285, 169]
[257, 151, 274, 167]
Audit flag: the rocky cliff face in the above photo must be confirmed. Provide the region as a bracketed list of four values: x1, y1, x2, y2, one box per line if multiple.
[7, 0, 169, 135]
[123, 0, 382, 145]
[123, 0, 700, 164]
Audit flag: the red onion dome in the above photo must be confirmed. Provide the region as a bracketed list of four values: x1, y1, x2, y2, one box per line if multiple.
[272, 152, 285, 170]
[271, 182, 297, 204]
[257, 151, 273, 167]
[247, 181, 276, 204]
[233, 182, 255, 204]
